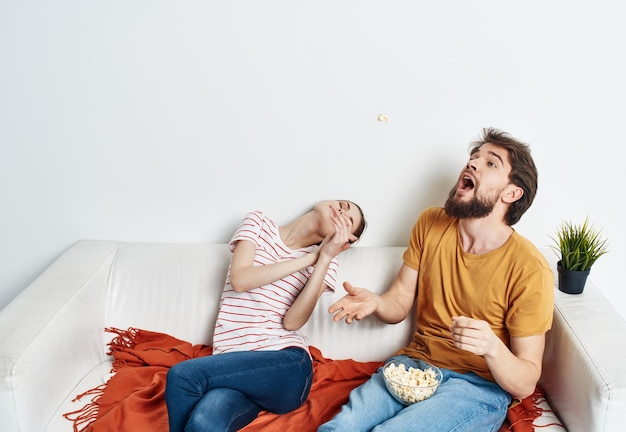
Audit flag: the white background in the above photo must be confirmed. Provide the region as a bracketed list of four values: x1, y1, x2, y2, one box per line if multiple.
[1, 1, 624, 320]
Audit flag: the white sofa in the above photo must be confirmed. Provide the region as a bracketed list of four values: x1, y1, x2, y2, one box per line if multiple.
[1, 240, 625, 432]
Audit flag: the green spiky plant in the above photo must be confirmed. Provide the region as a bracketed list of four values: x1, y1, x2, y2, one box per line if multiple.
[550, 217, 609, 272]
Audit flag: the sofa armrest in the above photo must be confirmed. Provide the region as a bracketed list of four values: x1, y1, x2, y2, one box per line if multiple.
[541, 280, 626, 432]
[0, 240, 119, 432]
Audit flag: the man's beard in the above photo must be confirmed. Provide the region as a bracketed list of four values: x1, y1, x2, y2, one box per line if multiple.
[444, 186, 496, 219]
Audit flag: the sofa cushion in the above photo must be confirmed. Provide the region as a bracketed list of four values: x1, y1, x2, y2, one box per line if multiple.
[105, 243, 230, 345]
[62, 327, 565, 432]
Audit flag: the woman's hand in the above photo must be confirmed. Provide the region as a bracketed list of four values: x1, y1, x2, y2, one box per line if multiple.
[318, 212, 357, 259]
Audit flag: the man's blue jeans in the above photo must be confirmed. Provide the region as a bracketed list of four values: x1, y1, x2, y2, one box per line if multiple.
[318, 355, 511, 432]
[165, 347, 312, 432]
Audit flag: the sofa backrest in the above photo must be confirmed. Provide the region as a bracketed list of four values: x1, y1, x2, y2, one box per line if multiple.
[104, 243, 414, 362]
[301, 246, 414, 361]
[105, 243, 230, 346]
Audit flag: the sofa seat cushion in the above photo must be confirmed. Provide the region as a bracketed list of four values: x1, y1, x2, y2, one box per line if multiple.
[61, 328, 565, 432]
[62, 328, 381, 432]
[47, 361, 113, 432]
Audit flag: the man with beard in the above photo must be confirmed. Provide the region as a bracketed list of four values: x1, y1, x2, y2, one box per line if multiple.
[318, 128, 554, 432]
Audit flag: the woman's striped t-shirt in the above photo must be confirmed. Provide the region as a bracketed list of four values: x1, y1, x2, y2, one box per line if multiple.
[211, 211, 338, 355]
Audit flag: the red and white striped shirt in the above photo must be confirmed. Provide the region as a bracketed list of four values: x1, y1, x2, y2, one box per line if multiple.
[212, 211, 338, 355]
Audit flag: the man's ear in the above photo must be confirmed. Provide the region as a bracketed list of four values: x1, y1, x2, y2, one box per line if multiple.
[502, 185, 524, 204]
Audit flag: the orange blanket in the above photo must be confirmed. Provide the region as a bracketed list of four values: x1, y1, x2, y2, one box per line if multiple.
[63, 327, 553, 432]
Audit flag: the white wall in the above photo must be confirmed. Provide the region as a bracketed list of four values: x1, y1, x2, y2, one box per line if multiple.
[2, 1, 625, 320]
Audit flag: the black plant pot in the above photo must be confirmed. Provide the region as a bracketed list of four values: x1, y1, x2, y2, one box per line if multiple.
[557, 261, 590, 294]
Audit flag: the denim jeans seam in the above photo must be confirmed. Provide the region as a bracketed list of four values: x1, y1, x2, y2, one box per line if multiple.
[299, 370, 313, 405]
[226, 402, 261, 432]
[447, 408, 485, 431]
[442, 398, 507, 431]
[207, 349, 311, 385]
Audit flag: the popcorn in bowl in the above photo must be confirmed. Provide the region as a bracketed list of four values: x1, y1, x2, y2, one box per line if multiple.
[382, 358, 442, 405]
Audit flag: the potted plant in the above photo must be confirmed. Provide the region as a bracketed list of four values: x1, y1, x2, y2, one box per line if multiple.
[550, 217, 609, 294]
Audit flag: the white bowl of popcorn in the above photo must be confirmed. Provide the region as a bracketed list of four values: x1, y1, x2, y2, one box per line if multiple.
[382, 358, 442, 405]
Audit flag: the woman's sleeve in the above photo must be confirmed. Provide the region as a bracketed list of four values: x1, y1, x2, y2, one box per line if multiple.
[228, 211, 263, 253]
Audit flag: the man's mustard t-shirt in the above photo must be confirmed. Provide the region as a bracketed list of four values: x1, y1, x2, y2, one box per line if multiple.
[397, 207, 554, 383]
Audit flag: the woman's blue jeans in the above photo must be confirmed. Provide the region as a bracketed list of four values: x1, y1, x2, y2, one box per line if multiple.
[318, 355, 511, 432]
[165, 347, 313, 432]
